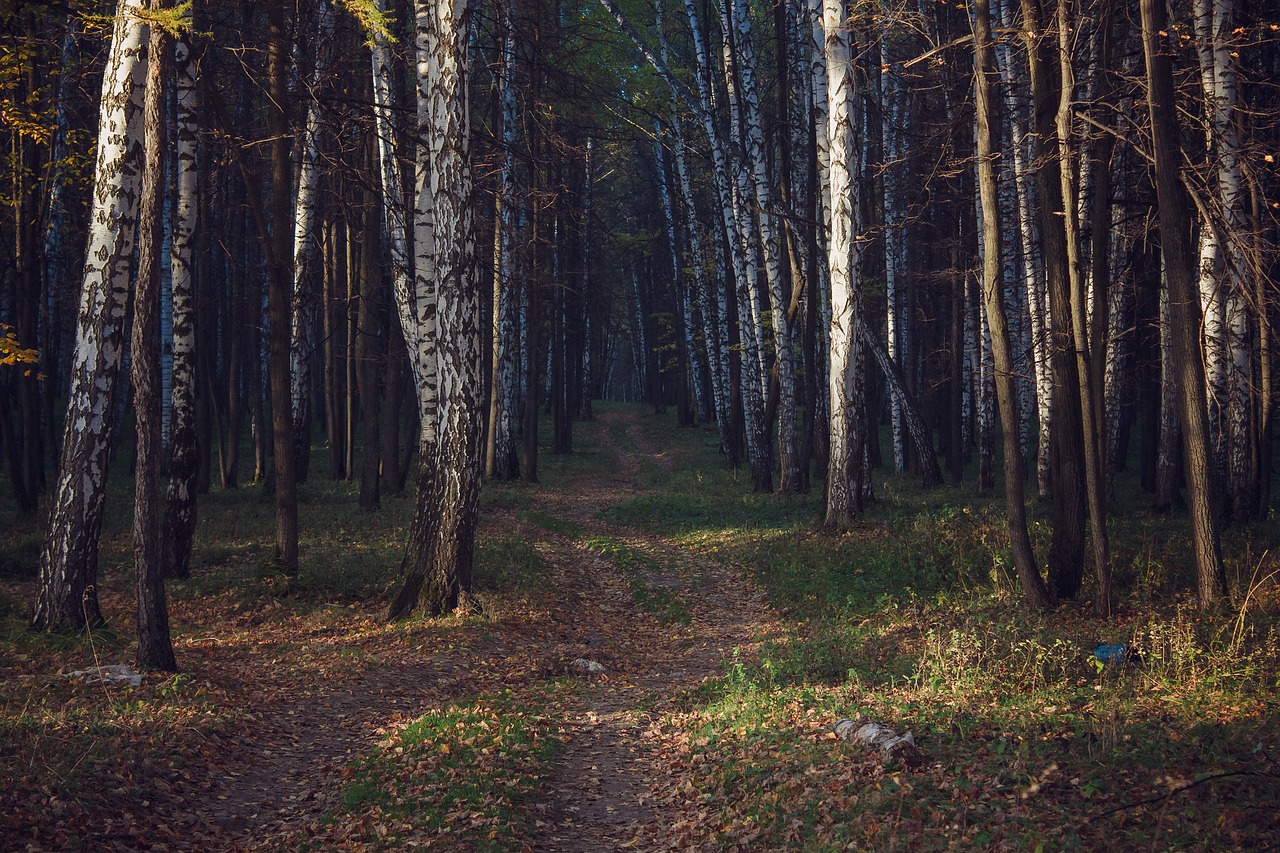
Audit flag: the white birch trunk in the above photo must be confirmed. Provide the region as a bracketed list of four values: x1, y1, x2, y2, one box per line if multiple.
[823, 0, 866, 524]
[1195, 0, 1254, 519]
[653, 132, 703, 417]
[388, 0, 480, 619]
[883, 55, 908, 474]
[995, 0, 1052, 496]
[34, 0, 147, 630]
[728, 0, 801, 490]
[289, 0, 335, 469]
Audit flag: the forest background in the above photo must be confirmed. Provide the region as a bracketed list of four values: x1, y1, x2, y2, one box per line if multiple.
[1, 0, 1279, 847]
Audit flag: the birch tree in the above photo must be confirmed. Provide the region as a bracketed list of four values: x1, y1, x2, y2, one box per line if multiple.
[485, 0, 520, 480]
[972, 0, 1052, 610]
[289, 0, 336, 482]
[163, 23, 200, 581]
[388, 0, 481, 619]
[33, 0, 147, 631]
[1141, 0, 1228, 608]
[822, 0, 867, 525]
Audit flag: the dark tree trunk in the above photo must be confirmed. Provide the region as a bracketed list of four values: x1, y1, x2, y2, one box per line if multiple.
[134, 9, 176, 670]
[1021, 0, 1086, 601]
[356, 198, 383, 512]
[1141, 0, 1228, 607]
[266, 0, 298, 572]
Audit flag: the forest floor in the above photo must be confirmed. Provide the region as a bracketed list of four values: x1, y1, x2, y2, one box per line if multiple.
[3, 404, 1280, 851]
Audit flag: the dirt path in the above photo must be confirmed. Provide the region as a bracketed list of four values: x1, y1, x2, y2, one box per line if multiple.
[527, 411, 779, 850]
[177, 409, 779, 851]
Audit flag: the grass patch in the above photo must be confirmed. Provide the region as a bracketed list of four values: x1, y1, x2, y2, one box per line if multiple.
[331, 691, 560, 849]
[518, 510, 584, 539]
[474, 535, 545, 592]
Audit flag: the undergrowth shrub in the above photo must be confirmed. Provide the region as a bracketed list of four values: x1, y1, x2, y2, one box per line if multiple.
[913, 622, 1083, 695]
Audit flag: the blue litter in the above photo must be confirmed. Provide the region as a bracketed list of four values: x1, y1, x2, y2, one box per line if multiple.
[1094, 643, 1129, 665]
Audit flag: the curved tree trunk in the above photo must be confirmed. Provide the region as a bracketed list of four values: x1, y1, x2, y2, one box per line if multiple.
[388, 0, 479, 620]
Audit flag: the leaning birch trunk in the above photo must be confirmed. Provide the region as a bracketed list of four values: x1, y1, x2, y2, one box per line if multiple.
[388, 0, 479, 620]
[163, 25, 200, 580]
[33, 0, 147, 631]
[1141, 0, 1228, 608]
[289, 0, 335, 483]
[653, 133, 703, 419]
[134, 8, 177, 670]
[670, 107, 733, 456]
[822, 0, 866, 526]
[485, 5, 519, 480]
[860, 328, 943, 486]
[712, 1, 772, 490]
[598, 0, 771, 487]
[971, 0, 1052, 610]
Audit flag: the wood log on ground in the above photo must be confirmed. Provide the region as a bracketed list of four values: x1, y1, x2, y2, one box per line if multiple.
[833, 717, 924, 768]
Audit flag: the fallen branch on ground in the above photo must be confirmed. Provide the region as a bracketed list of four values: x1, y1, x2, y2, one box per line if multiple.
[833, 717, 924, 769]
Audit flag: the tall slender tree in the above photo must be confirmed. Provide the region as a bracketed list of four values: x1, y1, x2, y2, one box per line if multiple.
[134, 1, 177, 670]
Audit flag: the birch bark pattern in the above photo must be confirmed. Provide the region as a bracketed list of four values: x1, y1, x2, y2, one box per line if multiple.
[289, 0, 336, 482]
[822, 0, 866, 525]
[485, 3, 520, 480]
[163, 26, 200, 581]
[34, 0, 147, 630]
[388, 0, 479, 620]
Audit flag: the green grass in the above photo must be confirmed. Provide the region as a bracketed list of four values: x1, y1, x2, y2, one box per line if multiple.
[588, 408, 1280, 851]
[332, 691, 560, 850]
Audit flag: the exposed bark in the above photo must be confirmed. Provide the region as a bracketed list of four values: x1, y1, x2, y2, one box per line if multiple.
[822, 0, 867, 526]
[1056, 0, 1112, 616]
[289, 0, 336, 485]
[1020, 0, 1086, 600]
[388, 0, 480, 620]
[485, 0, 520, 481]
